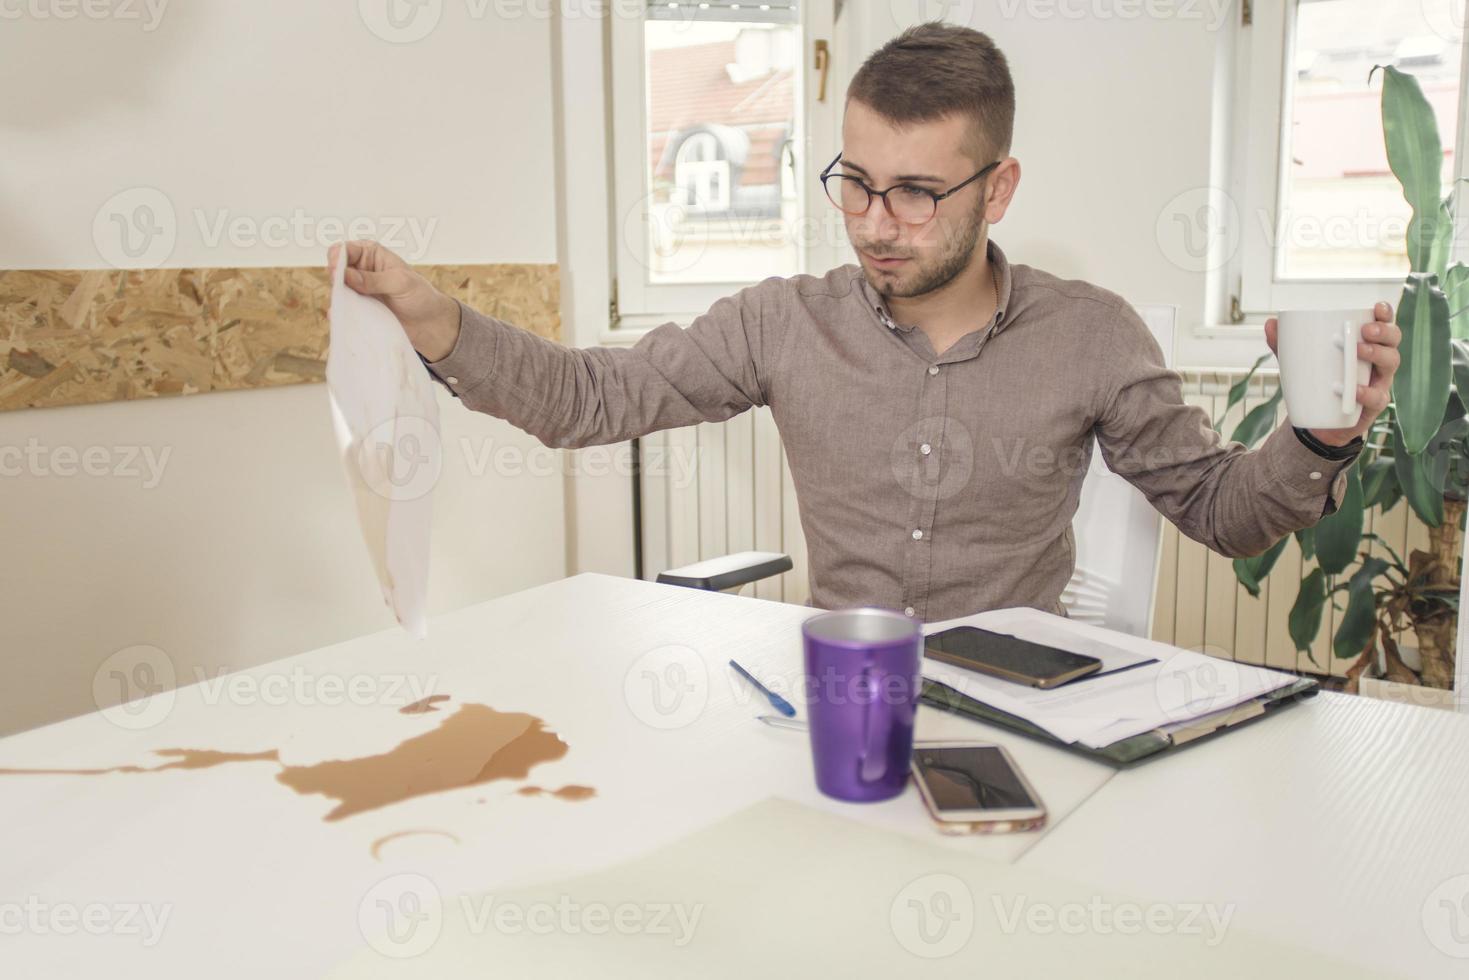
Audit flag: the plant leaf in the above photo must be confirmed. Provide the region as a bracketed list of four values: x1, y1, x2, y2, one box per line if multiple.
[1446, 266, 1469, 338]
[1214, 353, 1271, 431]
[1233, 535, 1290, 599]
[1315, 464, 1365, 575]
[1360, 457, 1399, 511]
[1394, 273, 1453, 455]
[1380, 65, 1444, 271]
[1333, 557, 1391, 660]
[1393, 416, 1447, 526]
[1453, 338, 1469, 407]
[1361, 531, 1408, 572]
[1289, 568, 1327, 659]
[1295, 526, 1316, 562]
[1229, 388, 1284, 449]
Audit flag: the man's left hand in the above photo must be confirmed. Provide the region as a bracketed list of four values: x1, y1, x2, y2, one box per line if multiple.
[1264, 301, 1400, 447]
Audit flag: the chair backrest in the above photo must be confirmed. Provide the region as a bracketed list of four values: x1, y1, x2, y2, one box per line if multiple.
[1061, 304, 1177, 639]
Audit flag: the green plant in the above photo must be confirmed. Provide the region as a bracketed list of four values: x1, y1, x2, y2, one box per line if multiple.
[1220, 65, 1468, 691]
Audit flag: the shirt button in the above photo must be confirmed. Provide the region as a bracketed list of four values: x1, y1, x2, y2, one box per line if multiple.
[920, 443, 932, 455]
[1309, 471, 1322, 481]
[912, 529, 923, 540]
[927, 365, 939, 376]
[445, 376, 459, 385]
[904, 606, 916, 617]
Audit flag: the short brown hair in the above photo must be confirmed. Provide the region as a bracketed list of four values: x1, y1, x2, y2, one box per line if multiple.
[846, 22, 1015, 166]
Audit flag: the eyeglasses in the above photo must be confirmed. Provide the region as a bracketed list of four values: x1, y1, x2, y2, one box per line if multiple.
[819, 151, 1000, 225]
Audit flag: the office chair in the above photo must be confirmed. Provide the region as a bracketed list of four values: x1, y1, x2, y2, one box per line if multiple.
[1062, 304, 1175, 638]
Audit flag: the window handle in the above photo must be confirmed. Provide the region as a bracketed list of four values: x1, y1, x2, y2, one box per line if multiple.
[814, 39, 830, 103]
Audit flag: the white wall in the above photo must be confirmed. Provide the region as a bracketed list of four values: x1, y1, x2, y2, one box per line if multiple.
[0, 1, 571, 736]
[0, 1, 1283, 735]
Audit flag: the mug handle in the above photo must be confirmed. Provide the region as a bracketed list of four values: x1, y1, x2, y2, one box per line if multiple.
[1339, 319, 1358, 417]
[856, 663, 887, 783]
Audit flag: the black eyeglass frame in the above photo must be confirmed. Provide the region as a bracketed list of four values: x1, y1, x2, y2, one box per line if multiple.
[819, 151, 1001, 224]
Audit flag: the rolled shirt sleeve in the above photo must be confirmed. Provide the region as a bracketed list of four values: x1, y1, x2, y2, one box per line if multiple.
[416, 280, 785, 450]
[1092, 301, 1360, 559]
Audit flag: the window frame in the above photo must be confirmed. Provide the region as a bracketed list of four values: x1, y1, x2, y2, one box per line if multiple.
[1228, 0, 1469, 321]
[609, 0, 840, 327]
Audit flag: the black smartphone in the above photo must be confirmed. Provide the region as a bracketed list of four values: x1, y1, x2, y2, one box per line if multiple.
[924, 625, 1101, 689]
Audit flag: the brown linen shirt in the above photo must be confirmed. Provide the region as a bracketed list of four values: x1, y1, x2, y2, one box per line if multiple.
[422, 239, 1358, 621]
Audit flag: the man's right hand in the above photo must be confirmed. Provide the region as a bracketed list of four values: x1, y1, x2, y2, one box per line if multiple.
[328, 240, 462, 361]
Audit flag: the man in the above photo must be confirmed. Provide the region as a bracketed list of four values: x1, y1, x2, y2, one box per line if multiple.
[329, 22, 1399, 623]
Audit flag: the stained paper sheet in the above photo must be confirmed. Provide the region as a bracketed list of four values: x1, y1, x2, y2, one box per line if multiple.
[325, 248, 439, 637]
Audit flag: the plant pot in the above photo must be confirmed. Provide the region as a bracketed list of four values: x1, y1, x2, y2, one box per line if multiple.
[1357, 674, 1461, 711]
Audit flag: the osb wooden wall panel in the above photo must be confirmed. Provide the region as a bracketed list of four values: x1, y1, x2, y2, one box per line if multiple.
[0, 264, 560, 412]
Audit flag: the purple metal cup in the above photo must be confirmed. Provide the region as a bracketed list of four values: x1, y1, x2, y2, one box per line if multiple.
[802, 607, 923, 802]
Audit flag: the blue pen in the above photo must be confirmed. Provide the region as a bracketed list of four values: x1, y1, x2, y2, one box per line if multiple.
[728, 659, 797, 717]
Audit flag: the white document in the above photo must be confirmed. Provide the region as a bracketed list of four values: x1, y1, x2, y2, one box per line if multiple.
[921, 608, 1298, 747]
[325, 248, 440, 638]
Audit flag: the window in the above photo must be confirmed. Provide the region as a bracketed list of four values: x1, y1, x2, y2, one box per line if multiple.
[1230, 0, 1469, 317]
[612, 0, 840, 323]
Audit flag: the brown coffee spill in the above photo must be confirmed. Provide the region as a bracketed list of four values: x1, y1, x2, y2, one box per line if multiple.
[277, 704, 569, 821]
[369, 829, 461, 860]
[0, 703, 590, 823]
[515, 785, 596, 801]
[399, 694, 451, 715]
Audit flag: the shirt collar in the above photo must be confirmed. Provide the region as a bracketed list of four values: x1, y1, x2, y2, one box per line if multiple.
[857, 237, 1012, 337]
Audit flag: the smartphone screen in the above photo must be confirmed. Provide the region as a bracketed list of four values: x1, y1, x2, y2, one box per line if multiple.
[924, 625, 1100, 687]
[913, 745, 1037, 812]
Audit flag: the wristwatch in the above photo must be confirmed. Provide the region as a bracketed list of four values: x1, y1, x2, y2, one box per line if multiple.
[1292, 426, 1363, 461]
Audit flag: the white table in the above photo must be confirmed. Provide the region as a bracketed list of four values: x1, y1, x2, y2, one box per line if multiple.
[2, 573, 1462, 977]
[0, 573, 1110, 979]
[1017, 689, 1469, 978]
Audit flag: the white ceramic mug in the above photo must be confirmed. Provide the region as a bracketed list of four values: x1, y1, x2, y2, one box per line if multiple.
[1275, 309, 1374, 430]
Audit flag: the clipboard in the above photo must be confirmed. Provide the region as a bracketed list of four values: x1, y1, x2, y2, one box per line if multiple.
[919, 674, 1320, 768]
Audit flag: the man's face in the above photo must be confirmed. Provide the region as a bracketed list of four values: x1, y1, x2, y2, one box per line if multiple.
[835, 100, 994, 299]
